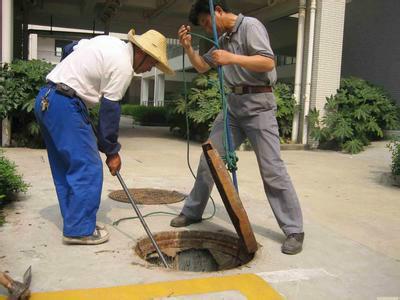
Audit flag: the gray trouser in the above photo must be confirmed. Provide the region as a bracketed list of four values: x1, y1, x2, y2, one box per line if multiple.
[182, 92, 303, 236]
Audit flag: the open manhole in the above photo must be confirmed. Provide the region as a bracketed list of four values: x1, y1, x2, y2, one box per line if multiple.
[108, 188, 185, 204]
[134, 231, 255, 272]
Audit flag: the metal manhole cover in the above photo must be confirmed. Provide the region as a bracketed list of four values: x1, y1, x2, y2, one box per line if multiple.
[108, 188, 186, 204]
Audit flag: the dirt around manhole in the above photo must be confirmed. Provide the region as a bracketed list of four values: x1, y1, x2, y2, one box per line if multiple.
[108, 188, 186, 204]
[134, 231, 255, 272]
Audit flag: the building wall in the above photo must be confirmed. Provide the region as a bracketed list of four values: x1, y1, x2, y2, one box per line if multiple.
[310, 0, 346, 113]
[342, 0, 400, 105]
[267, 17, 298, 56]
[13, 15, 22, 59]
[37, 37, 61, 64]
[0, 0, 3, 60]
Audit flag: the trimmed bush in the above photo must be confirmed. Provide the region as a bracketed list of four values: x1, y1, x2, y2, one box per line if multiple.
[121, 104, 168, 126]
[309, 77, 400, 154]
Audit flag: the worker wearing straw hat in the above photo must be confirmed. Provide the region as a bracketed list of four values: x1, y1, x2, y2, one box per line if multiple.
[34, 29, 174, 245]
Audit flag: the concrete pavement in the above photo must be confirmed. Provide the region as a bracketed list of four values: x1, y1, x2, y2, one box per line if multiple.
[0, 117, 399, 299]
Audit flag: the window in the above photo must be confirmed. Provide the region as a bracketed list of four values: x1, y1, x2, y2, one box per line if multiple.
[54, 40, 73, 57]
[275, 54, 296, 66]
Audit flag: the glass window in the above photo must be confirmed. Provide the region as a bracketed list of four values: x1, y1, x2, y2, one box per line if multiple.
[54, 40, 73, 57]
[55, 47, 63, 57]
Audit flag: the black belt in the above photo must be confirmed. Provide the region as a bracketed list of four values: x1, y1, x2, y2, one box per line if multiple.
[47, 81, 95, 133]
[47, 81, 80, 99]
[232, 86, 273, 95]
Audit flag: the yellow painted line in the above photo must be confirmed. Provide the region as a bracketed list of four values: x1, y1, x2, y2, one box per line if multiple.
[0, 273, 282, 300]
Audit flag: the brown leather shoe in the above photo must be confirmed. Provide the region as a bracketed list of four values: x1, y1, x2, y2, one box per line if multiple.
[170, 213, 202, 227]
[281, 232, 304, 255]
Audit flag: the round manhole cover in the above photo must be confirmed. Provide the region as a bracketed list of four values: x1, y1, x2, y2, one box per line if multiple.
[108, 188, 186, 204]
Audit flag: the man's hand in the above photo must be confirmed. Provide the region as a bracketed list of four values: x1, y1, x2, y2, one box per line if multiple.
[212, 49, 236, 65]
[178, 25, 192, 50]
[106, 153, 121, 176]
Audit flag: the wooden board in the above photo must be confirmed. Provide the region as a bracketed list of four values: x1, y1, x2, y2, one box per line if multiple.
[202, 141, 258, 254]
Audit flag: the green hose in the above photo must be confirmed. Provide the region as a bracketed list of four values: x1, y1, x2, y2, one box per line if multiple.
[113, 20, 240, 225]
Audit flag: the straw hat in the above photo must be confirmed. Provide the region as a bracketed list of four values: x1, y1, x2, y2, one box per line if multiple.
[128, 29, 175, 75]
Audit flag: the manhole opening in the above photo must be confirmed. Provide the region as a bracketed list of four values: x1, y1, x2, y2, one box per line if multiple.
[108, 188, 185, 204]
[134, 231, 255, 272]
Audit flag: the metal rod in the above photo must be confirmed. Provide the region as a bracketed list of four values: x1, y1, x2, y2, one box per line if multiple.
[116, 171, 169, 268]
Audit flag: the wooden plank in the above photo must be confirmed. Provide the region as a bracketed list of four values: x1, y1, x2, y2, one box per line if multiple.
[202, 141, 258, 254]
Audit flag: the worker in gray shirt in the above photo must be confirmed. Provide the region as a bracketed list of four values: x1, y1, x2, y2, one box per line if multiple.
[170, 0, 304, 255]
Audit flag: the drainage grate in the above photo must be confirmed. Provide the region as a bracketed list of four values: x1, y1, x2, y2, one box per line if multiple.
[135, 231, 255, 272]
[108, 188, 185, 204]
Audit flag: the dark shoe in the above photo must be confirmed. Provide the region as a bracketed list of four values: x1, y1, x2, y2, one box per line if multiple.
[170, 213, 202, 227]
[281, 232, 304, 255]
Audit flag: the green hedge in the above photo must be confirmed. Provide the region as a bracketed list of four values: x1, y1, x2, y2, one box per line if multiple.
[121, 104, 169, 126]
[309, 77, 400, 154]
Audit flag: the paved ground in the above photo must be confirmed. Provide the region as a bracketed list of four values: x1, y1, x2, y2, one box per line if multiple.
[0, 116, 399, 299]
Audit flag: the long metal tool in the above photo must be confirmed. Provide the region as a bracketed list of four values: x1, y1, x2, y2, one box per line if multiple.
[116, 171, 169, 268]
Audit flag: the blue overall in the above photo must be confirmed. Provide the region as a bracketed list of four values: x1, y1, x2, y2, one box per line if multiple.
[34, 86, 103, 237]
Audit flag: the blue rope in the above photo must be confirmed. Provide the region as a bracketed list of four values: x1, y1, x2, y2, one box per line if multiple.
[208, 0, 239, 191]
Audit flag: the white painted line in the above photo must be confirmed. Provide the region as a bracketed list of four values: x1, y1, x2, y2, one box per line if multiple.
[256, 268, 336, 283]
[158, 291, 247, 300]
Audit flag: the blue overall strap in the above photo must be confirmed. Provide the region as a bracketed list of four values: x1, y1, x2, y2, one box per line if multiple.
[97, 97, 121, 155]
[61, 41, 78, 61]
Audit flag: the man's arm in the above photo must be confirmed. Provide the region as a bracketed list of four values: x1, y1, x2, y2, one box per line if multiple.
[211, 50, 275, 72]
[178, 25, 210, 73]
[185, 47, 211, 73]
[97, 97, 122, 176]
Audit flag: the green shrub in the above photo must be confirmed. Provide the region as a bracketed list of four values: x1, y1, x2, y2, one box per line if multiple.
[169, 71, 296, 142]
[0, 151, 28, 200]
[0, 150, 29, 225]
[121, 104, 169, 126]
[170, 71, 225, 141]
[175, 72, 224, 125]
[0, 60, 54, 148]
[387, 139, 400, 176]
[309, 77, 400, 154]
[275, 82, 297, 141]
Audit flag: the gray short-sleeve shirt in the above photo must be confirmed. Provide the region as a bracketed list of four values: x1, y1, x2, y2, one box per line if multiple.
[203, 14, 277, 87]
